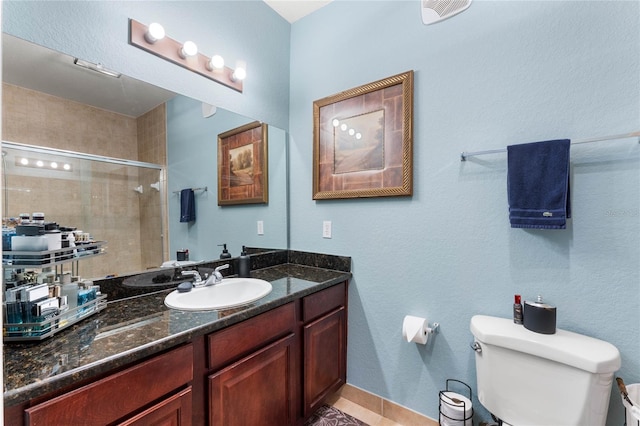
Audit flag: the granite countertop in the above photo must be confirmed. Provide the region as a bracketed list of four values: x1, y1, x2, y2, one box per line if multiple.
[3, 250, 351, 408]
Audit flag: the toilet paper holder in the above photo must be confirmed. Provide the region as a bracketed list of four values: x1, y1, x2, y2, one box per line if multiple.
[403, 315, 440, 345]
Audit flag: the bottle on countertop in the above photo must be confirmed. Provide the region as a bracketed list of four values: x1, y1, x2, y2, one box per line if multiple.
[238, 246, 250, 278]
[219, 243, 232, 259]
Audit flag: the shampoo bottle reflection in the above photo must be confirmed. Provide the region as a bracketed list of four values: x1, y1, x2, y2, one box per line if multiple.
[513, 294, 523, 324]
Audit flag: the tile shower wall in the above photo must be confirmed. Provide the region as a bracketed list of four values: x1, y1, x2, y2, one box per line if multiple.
[2, 83, 167, 277]
[136, 104, 169, 268]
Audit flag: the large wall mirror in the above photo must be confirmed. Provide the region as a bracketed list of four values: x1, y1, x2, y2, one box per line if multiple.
[1, 34, 288, 279]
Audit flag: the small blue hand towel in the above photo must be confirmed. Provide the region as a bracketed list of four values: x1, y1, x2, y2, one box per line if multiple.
[507, 139, 571, 229]
[180, 188, 196, 223]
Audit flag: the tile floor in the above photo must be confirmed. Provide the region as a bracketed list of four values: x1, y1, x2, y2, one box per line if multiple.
[332, 397, 403, 426]
[328, 384, 439, 426]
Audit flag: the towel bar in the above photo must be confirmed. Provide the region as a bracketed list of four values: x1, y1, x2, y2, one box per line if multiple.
[460, 130, 640, 161]
[172, 186, 208, 194]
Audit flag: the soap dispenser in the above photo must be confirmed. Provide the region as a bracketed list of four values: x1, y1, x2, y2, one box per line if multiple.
[219, 244, 232, 259]
[238, 246, 250, 278]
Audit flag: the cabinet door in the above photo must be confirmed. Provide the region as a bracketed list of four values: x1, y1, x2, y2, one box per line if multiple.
[119, 387, 192, 426]
[25, 345, 193, 426]
[303, 307, 346, 416]
[209, 334, 295, 426]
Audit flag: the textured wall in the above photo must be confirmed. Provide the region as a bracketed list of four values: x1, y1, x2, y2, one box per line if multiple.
[166, 95, 288, 261]
[2, 0, 291, 130]
[289, 1, 639, 424]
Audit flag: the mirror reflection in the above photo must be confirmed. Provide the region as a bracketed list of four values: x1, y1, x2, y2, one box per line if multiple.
[2, 34, 288, 279]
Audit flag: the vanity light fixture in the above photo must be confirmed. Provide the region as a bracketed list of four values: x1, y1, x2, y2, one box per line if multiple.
[231, 60, 247, 82]
[128, 19, 244, 92]
[73, 58, 122, 78]
[144, 23, 165, 44]
[178, 40, 198, 59]
[207, 55, 225, 71]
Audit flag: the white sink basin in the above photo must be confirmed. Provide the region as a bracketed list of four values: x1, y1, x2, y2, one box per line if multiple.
[164, 278, 272, 311]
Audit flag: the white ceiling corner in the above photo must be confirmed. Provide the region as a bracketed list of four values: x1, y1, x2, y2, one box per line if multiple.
[263, 0, 333, 23]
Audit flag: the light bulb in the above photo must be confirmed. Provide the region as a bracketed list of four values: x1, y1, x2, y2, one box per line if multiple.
[348, 128, 355, 136]
[144, 23, 165, 44]
[50, 162, 58, 169]
[36, 160, 44, 167]
[63, 164, 71, 171]
[340, 124, 348, 131]
[207, 55, 225, 71]
[20, 158, 29, 166]
[356, 133, 362, 140]
[231, 60, 247, 81]
[179, 41, 198, 59]
[332, 119, 340, 127]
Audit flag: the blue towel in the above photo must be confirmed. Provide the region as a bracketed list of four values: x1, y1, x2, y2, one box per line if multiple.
[180, 188, 196, 223]
[507, 139, 571, 229]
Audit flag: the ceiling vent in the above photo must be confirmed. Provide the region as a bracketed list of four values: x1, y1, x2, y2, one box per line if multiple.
[421, 0, 472, 25]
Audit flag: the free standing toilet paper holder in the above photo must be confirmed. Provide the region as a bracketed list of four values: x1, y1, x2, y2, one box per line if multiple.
[439, 379, 473, 426]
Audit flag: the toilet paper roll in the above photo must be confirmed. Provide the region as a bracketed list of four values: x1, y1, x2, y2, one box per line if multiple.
[402, 315, 429, 344]
[440, 391, 473, 426]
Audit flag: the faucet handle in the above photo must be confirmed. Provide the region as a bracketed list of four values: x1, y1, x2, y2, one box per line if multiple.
[206, 264, 230, 286]
[215, 264, 230, 273]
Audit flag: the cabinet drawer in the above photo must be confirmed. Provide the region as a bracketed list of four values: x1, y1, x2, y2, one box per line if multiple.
[25, 344, 193, 426]
[207, 302, 295, 371]
[302, 282, 346, 323]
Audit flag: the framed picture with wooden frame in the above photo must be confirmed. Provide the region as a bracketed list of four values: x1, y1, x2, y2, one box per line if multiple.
[218, 121, 268, 205]
[312, 70, 414, 200]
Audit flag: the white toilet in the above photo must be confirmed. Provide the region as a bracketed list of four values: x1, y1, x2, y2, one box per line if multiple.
[470, 315, 621, 426]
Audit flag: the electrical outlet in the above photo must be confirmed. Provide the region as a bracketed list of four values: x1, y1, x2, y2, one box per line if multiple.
[322, 221, 332, 239]
[257, 220, 264, 235]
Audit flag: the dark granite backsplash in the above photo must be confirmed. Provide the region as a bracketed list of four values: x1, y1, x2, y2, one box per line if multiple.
[96, 249, 350, 302]
[288, 250, 351, 272]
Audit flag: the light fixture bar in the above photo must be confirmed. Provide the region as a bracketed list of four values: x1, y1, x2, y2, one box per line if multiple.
[128, 19, 243, 93]
[73, 58, 122, 78]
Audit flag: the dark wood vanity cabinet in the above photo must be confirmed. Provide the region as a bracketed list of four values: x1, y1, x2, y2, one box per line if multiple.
[206, 302, 298, 426]
[209, 334, 296, 425]
[7, 281, 348, 426]
[302, 282, 347, 417]
[204, 282, 347, 425]
[23, 344, 193, 426]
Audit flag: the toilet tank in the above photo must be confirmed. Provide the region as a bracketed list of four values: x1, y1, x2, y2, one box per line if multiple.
[470, 315, 621, 426]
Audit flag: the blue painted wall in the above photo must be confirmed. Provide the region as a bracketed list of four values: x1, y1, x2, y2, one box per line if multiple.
[166, 95, 288, 260]
[2, 1, 291, 129]
[3, 1, 639, 424]
[289, 1, 639, 424]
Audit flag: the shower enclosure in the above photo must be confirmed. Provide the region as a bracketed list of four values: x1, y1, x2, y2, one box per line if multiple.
[2, 141, 166, 279]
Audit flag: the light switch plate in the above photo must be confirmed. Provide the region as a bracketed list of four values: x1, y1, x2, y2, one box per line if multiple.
[257, 220, 264, 235]
[323, 221, 332, 239]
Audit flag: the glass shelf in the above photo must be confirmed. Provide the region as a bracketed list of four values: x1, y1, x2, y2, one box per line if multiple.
[3, 294, 107, 342]
[2, 241, 106, 269]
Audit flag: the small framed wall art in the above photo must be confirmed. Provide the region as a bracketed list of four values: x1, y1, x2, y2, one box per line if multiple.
[218, 121, 268, 205]
[312, 70, 414, 200]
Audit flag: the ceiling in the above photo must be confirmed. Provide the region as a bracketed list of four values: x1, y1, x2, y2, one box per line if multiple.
[264, 0, 333, 23]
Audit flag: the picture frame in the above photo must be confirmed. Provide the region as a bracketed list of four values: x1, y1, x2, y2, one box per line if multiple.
[312, 70, 414, 200]
[218, 121, 268, 205]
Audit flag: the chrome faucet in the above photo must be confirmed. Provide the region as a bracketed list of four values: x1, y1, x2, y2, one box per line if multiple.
[180, 269, 202, 285]
[204, 264, 229, 286]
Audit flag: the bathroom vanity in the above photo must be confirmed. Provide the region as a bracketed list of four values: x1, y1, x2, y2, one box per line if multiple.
[3, 250, 351, 426]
